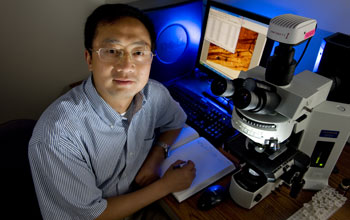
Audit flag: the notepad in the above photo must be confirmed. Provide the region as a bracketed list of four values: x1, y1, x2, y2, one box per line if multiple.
[160, 126, 236, 203]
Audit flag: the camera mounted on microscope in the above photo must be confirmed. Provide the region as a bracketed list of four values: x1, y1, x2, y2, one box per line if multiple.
[265, 14, 317, 86]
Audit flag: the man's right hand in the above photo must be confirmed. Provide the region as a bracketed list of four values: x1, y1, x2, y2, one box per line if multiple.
[161, 160, 196, 193]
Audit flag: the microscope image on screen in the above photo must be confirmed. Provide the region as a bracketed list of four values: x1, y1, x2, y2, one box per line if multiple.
[197, 2, 273, 81]
[206, 28, 259, 72]
[211, 13, 350, 209]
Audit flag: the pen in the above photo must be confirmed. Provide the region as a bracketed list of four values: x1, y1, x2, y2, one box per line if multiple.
[173, 161, 187, 169]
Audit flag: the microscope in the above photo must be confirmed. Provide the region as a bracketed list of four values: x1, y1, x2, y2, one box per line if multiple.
[211, 14, 350, 209]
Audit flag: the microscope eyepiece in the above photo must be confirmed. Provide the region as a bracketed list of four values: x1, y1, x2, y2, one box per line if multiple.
[233, 79, 281, 114]
[233, 88, 261, 111]
[210, 78, 244, 97]
[210, 77, 280, 114]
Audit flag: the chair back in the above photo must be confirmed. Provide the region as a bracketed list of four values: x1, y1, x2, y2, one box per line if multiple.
[0, 119, 42, 219]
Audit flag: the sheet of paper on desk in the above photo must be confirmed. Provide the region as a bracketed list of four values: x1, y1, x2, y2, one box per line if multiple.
[160, 136, 236, 203]
[171, 124, 200, 150]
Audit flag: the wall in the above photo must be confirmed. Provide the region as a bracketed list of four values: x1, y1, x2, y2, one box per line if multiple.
[0, 0, 102, 123]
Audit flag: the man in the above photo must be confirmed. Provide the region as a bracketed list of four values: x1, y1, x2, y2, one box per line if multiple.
[29, 4, 196, 220]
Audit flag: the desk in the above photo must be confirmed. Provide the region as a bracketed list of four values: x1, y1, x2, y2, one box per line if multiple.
[160, 143, 350, 220]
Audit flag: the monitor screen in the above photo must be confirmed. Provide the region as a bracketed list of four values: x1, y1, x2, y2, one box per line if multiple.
[197, 1, 273, 80]
[145, 0, 202, 84]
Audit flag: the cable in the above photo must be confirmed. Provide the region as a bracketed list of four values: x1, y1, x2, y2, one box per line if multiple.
[296, 24, 317, 67]
[295, 38, 311, 67]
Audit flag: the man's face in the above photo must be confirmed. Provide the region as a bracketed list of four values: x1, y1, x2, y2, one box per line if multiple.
[85, 17, 153, 102]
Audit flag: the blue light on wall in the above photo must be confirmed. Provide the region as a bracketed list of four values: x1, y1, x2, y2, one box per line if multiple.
[146, 0, 202, 83]
[313, 39, 326, 72]
[156, 24, 189, 64]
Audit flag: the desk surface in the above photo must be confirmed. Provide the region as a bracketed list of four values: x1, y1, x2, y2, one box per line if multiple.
[160, 143, 350, 220]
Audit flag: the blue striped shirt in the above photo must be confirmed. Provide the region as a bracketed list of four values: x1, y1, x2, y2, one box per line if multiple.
[28, 76, 186, 220]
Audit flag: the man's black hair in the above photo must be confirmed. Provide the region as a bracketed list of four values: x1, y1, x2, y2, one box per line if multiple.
[84, 4, 156, 54]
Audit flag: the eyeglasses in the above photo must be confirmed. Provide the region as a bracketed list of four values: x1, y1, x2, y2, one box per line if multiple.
[91, 47, 155, 65]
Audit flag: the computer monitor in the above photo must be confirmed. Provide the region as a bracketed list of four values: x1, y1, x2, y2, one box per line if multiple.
[197, 1, 273, 80]
[144, 0, 202, 84]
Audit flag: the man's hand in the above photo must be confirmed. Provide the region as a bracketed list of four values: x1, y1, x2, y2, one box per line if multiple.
[161, 160, 196, 193]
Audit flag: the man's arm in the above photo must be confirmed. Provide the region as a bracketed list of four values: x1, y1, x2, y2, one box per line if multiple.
[96, 128, 194, 220]
[96, 159, 195, 220]
[134, 128, 182, 186]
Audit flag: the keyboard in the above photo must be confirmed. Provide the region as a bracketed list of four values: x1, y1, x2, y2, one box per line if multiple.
[168, 84, 238, 147]
[287, 186, 347, 220]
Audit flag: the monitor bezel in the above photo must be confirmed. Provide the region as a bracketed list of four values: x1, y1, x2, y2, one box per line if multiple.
[196, 0, 274, 80]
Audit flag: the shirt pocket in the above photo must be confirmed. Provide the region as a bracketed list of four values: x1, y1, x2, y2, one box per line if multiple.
[144, 130, 155, 142]
[142, 131, 155, 156]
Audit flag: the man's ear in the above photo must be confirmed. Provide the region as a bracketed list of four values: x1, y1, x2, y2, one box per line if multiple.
[84, 50, 93, 71]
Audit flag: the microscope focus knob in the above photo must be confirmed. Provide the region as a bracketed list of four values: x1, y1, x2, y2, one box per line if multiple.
[254, 194, 262, 202]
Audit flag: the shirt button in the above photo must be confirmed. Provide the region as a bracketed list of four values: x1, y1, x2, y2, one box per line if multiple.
[110, 125, 114, 129]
